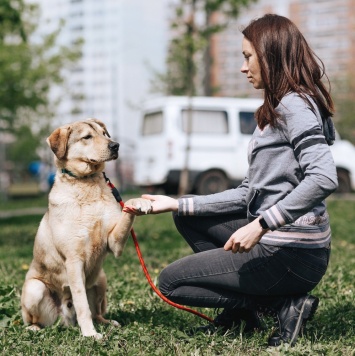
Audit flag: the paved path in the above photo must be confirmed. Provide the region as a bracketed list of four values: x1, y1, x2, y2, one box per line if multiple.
[0, 207, 47, 219]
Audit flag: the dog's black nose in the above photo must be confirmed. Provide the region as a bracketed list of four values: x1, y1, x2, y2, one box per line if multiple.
[108, 141, 119, 152]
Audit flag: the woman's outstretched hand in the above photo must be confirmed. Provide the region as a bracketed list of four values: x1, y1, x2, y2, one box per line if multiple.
[224, 217, 268, 253]
[123, 194, 178, 215]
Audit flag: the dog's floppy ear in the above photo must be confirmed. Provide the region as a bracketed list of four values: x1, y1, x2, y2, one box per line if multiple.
[88, 118, 111, 138]
[46, 126, 72, 160]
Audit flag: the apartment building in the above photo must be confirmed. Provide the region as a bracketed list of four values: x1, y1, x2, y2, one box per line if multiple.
[32, 0, 168, 149]
[211, 0, 355, 97]
[29, 0, 169, 184]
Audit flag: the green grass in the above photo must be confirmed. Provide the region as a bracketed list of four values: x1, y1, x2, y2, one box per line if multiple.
[0, 195, 48, 211]
[0, 198, 354, 355]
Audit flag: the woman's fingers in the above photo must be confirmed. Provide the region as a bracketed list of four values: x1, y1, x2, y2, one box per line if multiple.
[224, 236, 234, 251]
[124, 194, 178, 215]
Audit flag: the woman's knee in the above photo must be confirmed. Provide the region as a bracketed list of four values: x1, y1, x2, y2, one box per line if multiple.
[158, 256, 190, 296]
[158, 266, 173, 297]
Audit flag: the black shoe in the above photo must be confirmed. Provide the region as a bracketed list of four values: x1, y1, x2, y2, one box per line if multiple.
[268, 294, 319, 346]
[190, 308, 262, 335]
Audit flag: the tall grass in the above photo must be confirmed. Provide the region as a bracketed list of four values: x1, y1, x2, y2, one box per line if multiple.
[0, 198, 354, 355]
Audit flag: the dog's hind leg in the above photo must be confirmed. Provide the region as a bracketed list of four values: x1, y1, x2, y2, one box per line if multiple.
[21, 278, 59, 330]
[87, 270, 120, 327]
[60, 290, 77, 326]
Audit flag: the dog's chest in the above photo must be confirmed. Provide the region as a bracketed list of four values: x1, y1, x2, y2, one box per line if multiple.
[81, 200, 120, 235]
[49, 179, 121, 258]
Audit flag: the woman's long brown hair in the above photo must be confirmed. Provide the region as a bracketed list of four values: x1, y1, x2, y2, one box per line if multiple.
[242, 14, 334, 130]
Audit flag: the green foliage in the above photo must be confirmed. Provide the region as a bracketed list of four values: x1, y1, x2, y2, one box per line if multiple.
[0, 196, 354, 354]
[152, 0, 257, 96]
[0, 0, 27, 42]
[7, 125, 40, 165]
[0, 0, 81, 170]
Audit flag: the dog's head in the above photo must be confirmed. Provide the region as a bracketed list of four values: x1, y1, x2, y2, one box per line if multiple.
[47, 118, 119, 176]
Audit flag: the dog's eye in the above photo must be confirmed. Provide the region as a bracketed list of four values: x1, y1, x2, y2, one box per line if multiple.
[67, 302, 73, 308]
[82, 134, 92, 140]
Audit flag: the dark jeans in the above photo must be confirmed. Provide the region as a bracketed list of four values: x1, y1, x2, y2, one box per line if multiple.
[158, 212, 331, 309]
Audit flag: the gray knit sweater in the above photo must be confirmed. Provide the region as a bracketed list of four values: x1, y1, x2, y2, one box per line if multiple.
[178, 92, 338, 248]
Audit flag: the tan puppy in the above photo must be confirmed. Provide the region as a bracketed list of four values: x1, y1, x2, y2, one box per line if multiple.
[21, 119, 151, 339]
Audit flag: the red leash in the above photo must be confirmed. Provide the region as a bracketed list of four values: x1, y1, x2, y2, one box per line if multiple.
[103, 173, 213, 324]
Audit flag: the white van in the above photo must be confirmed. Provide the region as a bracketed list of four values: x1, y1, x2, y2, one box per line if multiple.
[133, 96, 355, 194]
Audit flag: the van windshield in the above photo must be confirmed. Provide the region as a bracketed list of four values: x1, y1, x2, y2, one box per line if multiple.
[239, 111, 257, 134]
[182, 109, 228, 134]
[142, 112, 163, 136]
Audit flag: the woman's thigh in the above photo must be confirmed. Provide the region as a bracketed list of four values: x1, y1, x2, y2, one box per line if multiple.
[159, 243, 277, 297]
[173, 212, 249, 252]
[159, 243, 330, 298]
[260, 244, 331, 295]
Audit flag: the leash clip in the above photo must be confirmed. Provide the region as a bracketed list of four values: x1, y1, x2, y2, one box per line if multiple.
[103, 172, 122, 204]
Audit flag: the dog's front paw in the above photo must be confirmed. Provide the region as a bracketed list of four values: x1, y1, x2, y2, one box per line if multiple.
[26, 324, 42, 332]
[124, 198, 152, 215]
[83, 331, 103, 339]
[93, 332, 103, 340]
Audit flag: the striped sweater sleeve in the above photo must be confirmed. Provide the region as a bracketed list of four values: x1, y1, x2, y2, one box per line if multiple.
[177, 176, 249, 216]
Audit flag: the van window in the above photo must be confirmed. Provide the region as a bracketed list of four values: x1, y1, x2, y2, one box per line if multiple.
[182, 109, 228, 134]
[239, 111, 257, 134]
[142, 111, 163, 136]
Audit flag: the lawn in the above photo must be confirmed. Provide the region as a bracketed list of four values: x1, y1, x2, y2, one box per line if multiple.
[0, 197, 354, 355]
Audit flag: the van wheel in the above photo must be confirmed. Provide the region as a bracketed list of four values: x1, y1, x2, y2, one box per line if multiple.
[336, 168, 351, 193]
[196, 170, 229, 195]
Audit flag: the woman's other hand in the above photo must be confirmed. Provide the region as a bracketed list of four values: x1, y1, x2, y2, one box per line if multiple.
[224, 217, 267, 253]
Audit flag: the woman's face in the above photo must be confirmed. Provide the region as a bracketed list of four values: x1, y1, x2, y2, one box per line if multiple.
[241, 37, 264, 90]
